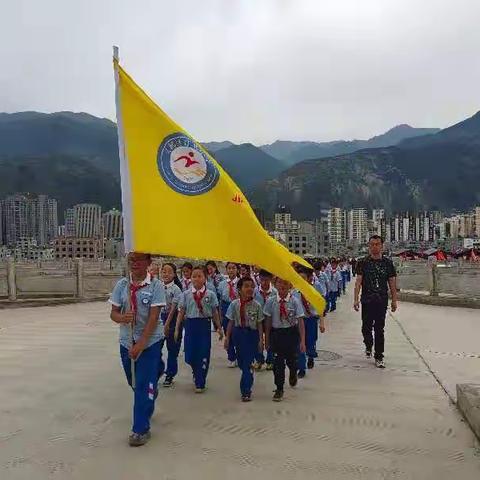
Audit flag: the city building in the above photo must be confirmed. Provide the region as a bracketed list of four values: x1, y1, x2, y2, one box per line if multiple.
[64, 208, 75, 237]
[58, 225, 66, 237]
[102, 209, 123, 239]
[54, 237, 104, 259]
[1, 193, 58, 247]
[347, 208, 368, 243]
[274, 205, 298, 233]
[105, 238, 125, 259]
[74, 204, 102, 238]
[475, 206, 480, 237]
[328, 208, 346, 244]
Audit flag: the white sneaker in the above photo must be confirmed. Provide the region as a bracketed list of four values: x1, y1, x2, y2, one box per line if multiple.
[375, 359, 385, 369]
[228, 360, 237, 368]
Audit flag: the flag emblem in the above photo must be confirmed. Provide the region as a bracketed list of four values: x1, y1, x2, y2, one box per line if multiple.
[157, 132, 219, 195]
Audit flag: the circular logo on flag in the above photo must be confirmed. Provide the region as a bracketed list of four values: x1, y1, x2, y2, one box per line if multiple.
[157, 133, 219, 195]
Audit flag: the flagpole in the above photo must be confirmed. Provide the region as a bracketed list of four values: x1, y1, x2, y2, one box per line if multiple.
[113, 46, 136, 389]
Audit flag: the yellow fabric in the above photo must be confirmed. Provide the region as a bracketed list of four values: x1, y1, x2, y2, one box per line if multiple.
[114, 60, 326, 314]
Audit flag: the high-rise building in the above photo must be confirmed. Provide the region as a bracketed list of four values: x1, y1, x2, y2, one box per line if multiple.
[347, 208, 368, 242]
[1, 193, 58, 246]
[102, 209, 123, 239]
[274, 205, 298, 233]
[36, 194, 58, 245]
[328, 208, 347, 244]
[74, 203, 102, 238]
[64, 208, 75, 237]
[474, 206, 480, 238]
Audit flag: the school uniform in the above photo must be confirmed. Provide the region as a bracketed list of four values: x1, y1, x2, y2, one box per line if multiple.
[178, 286, 219, 389]
[161, 281, 183, 380]
[254, 285, 277, 364]
[293, 290, 320, 373]
[181, 277, 192, 292]
[264, 293, 305, 391]
[340, 265, 348, 293]
[327, 269, 342, 311]
[217, 277, 239, 362]
[226, 299, 263, 397]
[109, 274, 166, 435]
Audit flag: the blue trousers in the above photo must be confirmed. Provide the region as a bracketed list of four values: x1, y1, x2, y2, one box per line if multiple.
[184, 318, 211, 389]
[346, 270, 351, 282]
[161, 312, 182, 378]
[233, 327, 259, 396]
[341, 271, 347, 293]
[221, 301, 236, 362]
[328, 291, 338, 311]
[298, 316, 320, 371]
[120, 341, 162, 435]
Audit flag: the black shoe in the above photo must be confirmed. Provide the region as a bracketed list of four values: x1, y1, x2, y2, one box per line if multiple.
[298, 370, 306, 379]
[163, 376, 174, 387]
[241, 394, 252, 402]
[307, 357, 315, 369]
[289, 370, 298, 387]
[375, 359, 385, 369]
[272, 390, 284, 402]
[365, 350, 372, 358]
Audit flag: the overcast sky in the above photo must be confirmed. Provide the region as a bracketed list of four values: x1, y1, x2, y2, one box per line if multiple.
[1, 0, 479, 144]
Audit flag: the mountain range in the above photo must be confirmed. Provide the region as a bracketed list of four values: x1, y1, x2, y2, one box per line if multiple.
[251, 111, 480, 218]
[0, 110, 478, 219]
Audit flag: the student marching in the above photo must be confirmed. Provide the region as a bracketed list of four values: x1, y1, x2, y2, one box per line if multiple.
[110, 256, 351, 445]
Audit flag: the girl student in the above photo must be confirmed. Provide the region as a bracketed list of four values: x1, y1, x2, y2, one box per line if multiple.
[180, 262, 193, 291]
[174, 265, 223, 393]
[206, 260, 225, 292]
[264, 277, 306, 402]
[217, 262, 240, 367]
[224, 277, 264, 402]
[160, 263, 183, 388]
[253, 269, 277, 371]
[294, 267, 326, 378]
[109, 252, 166, 447]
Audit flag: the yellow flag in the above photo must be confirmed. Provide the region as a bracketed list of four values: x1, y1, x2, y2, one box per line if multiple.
[113, 54, 326, 314]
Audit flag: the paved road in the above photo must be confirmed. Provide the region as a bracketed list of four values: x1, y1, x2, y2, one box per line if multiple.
[1, 289, 479, 479]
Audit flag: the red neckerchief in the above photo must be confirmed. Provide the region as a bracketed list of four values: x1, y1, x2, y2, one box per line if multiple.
[130, 276, 149, 314]
[239, 297, 253, 327]
[301, 294, 311, 316]
[228, 278, 237, 300]
[279, 295, 289, 319]
[183, 278, 191, 290]
[192, 286, 207, 315]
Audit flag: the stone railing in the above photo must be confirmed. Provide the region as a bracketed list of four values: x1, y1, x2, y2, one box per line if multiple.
[0, 258, 125, 301]
[395, 260, 480, 306]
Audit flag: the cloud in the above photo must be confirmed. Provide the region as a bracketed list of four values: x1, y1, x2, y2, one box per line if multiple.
[0, 0, 479, 143]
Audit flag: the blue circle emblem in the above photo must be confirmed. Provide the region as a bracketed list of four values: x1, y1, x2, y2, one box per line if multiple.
[157, 133, 219, 195]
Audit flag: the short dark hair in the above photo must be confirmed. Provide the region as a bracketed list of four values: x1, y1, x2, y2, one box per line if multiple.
[237, 277, 255, 290]
[182, 262, 193, 270]
[259, 269, 273, 279]
[369, 235, 384, 243]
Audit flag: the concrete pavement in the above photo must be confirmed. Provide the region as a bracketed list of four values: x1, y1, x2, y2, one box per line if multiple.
[1, 289, 479, 479]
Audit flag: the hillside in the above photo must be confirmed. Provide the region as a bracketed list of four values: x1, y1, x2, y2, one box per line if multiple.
[252, 111, 480, 217]
[260, 125, 440, 166]
[0, 155, 121, 218]
[0, 111, 119, 176]
[212, 143, 287, 192]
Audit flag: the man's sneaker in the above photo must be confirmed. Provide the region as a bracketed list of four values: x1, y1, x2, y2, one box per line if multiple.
[163, 376, 174, 388]
[272, 390, 284, 402]
[241, 394, 252, 402]
[195, 387, 206, 393]
[365, 350, 372, 358]
[128, 431, 151, 447]
[253, 361, 263, 371]
[307, 357, 315, 369]
[228, 360, 237, 368]
[289, 370, 298, 387]
[298, 370, 306, 379]
[266, 363, 273, 371]
[375, 359, 385, 369]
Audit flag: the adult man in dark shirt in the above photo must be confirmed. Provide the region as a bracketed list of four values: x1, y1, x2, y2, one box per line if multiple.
[353, 235, 398, 368]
